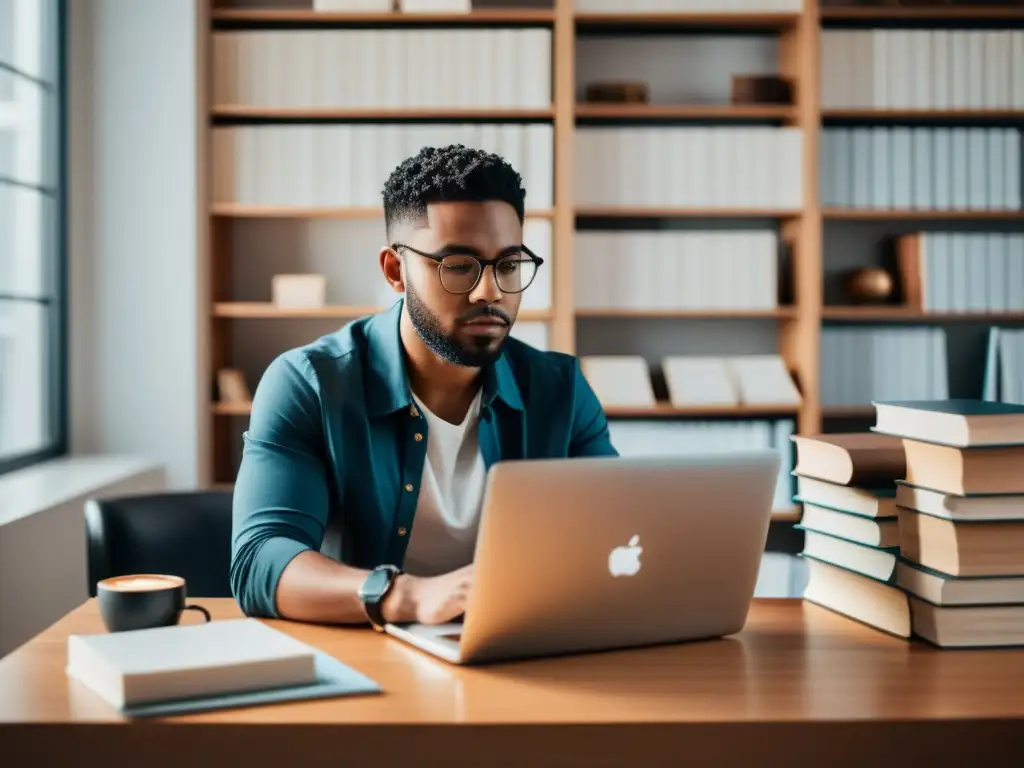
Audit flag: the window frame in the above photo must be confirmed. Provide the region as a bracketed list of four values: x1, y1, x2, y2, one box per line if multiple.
[0, 0, 68, 477]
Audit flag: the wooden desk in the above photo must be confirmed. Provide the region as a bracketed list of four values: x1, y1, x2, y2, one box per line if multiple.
[1, 599, 1021, 767]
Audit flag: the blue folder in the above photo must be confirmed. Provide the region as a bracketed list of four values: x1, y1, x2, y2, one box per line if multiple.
[121, 651, 382, 718]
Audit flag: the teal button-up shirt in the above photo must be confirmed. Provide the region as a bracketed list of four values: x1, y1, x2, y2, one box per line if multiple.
[230, 299, 618, 617]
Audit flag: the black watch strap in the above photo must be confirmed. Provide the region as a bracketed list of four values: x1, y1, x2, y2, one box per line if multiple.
[360, 565, 402, 630]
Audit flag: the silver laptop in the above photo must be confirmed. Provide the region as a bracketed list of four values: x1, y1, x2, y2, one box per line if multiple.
[385, 451, 781, 665]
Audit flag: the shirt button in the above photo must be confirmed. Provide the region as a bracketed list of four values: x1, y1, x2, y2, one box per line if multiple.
[398, 527, 408, 537]
[410, 406, 419, 418]
[405, 483, 414, 492]
[414, 432, 423, 442]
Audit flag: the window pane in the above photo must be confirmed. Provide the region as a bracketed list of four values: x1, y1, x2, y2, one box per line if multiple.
[0, 0, 12, 102]
[0, 182, 51, 298]
[0, 0, 61, 475]
[0, 71, 49, 188]
[0, 300, 53, 461]
[0, 0, 55, 83]
[0, 1, 12, 94]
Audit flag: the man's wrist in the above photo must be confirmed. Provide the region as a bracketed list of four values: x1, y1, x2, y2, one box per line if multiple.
[380, 573, 416, 624]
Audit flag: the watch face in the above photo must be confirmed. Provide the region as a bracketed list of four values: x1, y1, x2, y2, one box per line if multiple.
[360, 567, 393, 603]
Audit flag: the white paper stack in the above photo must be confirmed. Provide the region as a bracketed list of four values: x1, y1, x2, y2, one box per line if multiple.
[729, 355, 802, 406]
[662, 357, 740, 407]
[580, 356, 656, 407]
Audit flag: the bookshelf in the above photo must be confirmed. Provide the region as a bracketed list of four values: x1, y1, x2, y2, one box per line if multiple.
[200, 1, 1024, 525]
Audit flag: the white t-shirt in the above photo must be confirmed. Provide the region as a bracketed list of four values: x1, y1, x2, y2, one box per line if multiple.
[402, 388, 487, 577]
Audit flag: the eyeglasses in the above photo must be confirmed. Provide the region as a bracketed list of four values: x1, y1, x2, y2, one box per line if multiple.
[391, 243, 544, 295]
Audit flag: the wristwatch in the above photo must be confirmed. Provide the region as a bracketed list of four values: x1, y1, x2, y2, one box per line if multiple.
[358, 564, 402, 631]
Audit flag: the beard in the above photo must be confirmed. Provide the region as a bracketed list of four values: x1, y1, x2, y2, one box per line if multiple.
[405, 279, 510, 367]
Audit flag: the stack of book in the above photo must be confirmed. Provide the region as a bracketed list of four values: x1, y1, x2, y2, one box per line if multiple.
[873, 399, 1024, 649]
[791, 432, 912, 637]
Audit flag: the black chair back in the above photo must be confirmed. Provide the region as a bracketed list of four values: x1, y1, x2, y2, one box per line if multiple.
[84, 490, 234, 597]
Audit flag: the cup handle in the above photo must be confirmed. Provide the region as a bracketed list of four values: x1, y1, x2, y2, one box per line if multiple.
[182, 604, 211, 623]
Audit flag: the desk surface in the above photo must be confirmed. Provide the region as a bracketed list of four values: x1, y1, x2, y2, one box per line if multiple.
[2, 599, 1022, 766]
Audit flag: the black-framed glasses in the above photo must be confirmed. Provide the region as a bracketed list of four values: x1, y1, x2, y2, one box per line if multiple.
[391, 243, 544, 295]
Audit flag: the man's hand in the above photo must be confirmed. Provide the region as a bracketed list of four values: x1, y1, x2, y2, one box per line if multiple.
[382, 564, 474, 625]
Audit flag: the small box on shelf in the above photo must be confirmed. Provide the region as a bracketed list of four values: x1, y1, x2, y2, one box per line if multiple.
[271, 275, 328, 310]
[217, 368, 252, 406]
[583, 81, 650, 105]
[730, 75, 793, 106]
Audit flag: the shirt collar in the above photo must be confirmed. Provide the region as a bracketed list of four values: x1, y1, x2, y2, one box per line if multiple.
[364, 298, 524, 418]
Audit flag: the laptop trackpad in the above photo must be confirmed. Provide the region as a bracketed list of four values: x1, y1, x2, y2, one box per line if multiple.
[410, 622, 462, 643]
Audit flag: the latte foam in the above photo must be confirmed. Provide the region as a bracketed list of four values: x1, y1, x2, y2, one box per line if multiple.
[100, 575, 183, 592]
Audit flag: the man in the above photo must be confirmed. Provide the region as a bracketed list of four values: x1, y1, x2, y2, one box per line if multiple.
[230, 144, 617, 630]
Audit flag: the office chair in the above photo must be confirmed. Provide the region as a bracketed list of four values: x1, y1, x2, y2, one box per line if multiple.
[84, 490, 234, 598]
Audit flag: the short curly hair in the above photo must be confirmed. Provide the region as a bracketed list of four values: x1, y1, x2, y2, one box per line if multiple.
[381, 144, 526, 240]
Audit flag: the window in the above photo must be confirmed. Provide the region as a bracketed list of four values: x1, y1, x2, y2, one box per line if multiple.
[0, 0, 65, 476]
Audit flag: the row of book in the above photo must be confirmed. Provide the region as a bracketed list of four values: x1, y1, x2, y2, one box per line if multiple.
[798, 398, 1024, 648]
[211, 123, 554, 209]
[580, 353, 802, 409]
[216, 122, 1024, 213]
[820, 127, 1022, 211]
[573, 230, 779, 311]
[897, 232, 1024, 314]
[819, 327, 948, 407]
[211, 29, 551, 109]
[821, 30, 1024, 111]
[608, 417, 796, 512]
[574, 128, 804, 210]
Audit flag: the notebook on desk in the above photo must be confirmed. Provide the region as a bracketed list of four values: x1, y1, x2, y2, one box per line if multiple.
[66, 618, 381, 717]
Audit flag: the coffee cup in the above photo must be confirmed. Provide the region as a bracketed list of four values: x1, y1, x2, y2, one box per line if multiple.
[96, 574, 211, 633]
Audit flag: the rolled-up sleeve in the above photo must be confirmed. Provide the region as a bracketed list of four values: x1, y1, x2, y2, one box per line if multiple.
[230, 351, 333, 618]
[569, 359, 619, 458]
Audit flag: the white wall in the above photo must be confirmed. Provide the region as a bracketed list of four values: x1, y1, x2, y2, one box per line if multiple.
[68, 0, 205, 490]
[0, 457, 166, 658]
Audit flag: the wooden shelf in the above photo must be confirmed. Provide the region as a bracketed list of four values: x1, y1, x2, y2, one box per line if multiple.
[576, 307, 798, 319]
[823, 208, 1024, 221]
[823, 307, 1024, 322]
[575, 207, 802, 219]
[211, 204, 556, 219]
[213, 303, 554, 322]
[213, 402, 801, 420]
[211, 106, 555, 120]
[213, 302, 382, 319]
[603, 403, 800, 418]
[211, 9, 555, 24]
[574, 12, 799, 29]
[820, 6, 1024, 22]
[575, 104, 795, 120]
[216, 400, 802, 422]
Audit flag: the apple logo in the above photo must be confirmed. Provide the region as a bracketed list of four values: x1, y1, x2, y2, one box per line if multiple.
[608, 535, 643, 577]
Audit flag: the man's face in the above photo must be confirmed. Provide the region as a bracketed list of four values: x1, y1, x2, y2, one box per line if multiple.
[396, 200, 525, 367]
